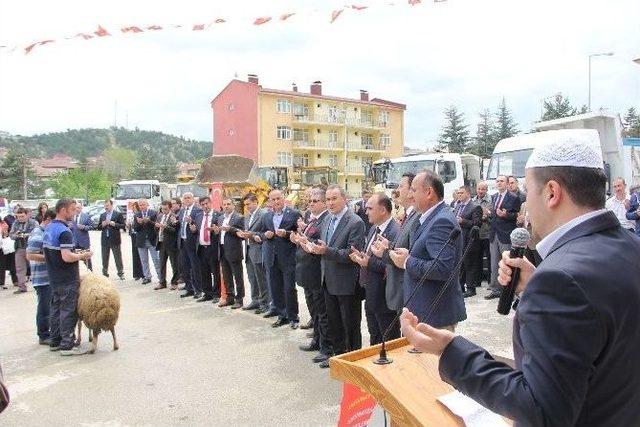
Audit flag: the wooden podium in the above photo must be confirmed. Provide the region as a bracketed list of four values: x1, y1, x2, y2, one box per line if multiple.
[330, 337, 463, 427]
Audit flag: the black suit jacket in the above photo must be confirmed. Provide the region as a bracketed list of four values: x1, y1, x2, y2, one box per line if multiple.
[361, 219, 399, 313]
[176, 205, 202, 251]
[259, 208, 301, 268]
[489, 191, 521, 244]
[456, 201, 482, 244]
[217, 212, 244, 262]
[97, 210, 126, 246]
[133, 209, 158, 248]
[197, 210, 222, 261]
[355, 200, 373, 234]
[156, 212, 178, 252]
[295, 211, 329, 290]
[439, 211, 640, 426]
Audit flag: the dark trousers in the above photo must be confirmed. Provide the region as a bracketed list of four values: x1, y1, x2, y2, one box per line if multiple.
[324, 287, 362, 355]
[158, 243, 179, 285]
[220, 246, 244, 301]
[101, 242, 124, 276]
[365, 307, 398, 346]
[180, 243, 202, 294]
[307, 286, 332, 355]
[130, 234, 143, 279]
[35, 285, 52, 340]
[475, 238, 491, 286]
[0, 252, 18, 286]
[267, 254, 298, 322]
[462, 239, 481, 291]
[246, 259, 269, 309]
[198, 246, 221, 298]
[49, 281, 79, 350]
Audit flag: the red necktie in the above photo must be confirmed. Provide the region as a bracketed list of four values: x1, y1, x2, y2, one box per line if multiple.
[203, 213, 210, 243]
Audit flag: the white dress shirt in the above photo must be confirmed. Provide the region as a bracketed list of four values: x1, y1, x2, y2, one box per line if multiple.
[366, 216, 393, 252]
[605, 196, 635, 230]
[199, 211, 212, 246]
[220, 213, 231, 244]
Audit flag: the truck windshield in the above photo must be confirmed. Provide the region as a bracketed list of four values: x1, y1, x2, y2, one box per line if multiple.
[487, 149, 533, 180]
[177, 184, 208, 198]
[385, 160, 435, 187]
[115, 184, 152, 200]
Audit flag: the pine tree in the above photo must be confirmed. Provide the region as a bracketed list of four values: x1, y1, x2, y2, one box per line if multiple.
[132, 145, 158, 180]
[493, 97, 519, 143]
[0, 146, 41, 199]
[472, 109, 496, 158]
[157, 162, 178, 183]
[437, 106, 470, 153]
[623, 107, 640, 138]
[541, 93, 583, 121]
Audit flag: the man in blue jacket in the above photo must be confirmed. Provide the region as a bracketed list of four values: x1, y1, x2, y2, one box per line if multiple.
[625, 189, 640, 235]
[69, 203, 95, 271]
[400, 130, 640, 426]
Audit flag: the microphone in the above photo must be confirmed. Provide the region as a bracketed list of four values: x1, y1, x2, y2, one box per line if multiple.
[374, 227, 462, 365]
[497, 228, 531, 315]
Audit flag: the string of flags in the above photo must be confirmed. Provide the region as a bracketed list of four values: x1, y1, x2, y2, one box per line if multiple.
[0, 0, 447, 55]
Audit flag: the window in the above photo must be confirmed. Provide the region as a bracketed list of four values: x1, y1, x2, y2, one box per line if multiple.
[293, 103, 308, 117]
[437, 160, 457, 183]
[277, 99, 291, 113]
[361, 134, 374, 149]
[328, 131, 338, 143]
[380, 134, 390, 149]
[328, 107, 339, 123]
[294, 154, 309, 167]
[379, 111, 389, 126]
[293, 129, 309, 142]
[329, 154, 338, 168]
[228, 103, 235, 111]
[487, 149, 533, 180]
[277, 152, 292, 166]
[277, 126, 291, 140]
[361, 111, 373, 125]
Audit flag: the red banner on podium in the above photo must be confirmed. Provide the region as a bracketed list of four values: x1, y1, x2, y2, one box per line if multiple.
[337, 383, 376, 427]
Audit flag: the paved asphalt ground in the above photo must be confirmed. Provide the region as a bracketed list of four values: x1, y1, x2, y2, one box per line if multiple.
[0, 232, 513, 426]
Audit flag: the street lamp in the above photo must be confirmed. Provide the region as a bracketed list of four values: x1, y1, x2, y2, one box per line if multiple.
[588, 52, 614, 111]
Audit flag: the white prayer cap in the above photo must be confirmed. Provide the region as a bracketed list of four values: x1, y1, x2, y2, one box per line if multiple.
[525, 129, 604, 170]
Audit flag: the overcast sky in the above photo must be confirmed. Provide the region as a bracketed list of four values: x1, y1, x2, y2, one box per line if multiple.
[0, 0, 638, 149]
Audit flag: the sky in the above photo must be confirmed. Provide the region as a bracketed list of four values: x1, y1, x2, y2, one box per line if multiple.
[0, 0, 639, 150]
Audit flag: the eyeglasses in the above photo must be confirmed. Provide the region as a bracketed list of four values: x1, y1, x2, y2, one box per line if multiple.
[309, 199, 321, 203]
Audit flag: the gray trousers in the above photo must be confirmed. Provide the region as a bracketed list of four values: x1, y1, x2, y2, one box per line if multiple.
[49, 282, 79, 350]
[246, 259, 269, 309]
[489, 235, 511, 294]
[15, 248, 28, 290]
[138, 240, 160, 280]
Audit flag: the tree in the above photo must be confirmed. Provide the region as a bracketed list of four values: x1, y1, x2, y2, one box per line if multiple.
[493, 97, 519, 143]
[541, 93, 585, 121]
[471, 109, 497, 158]
[50, 168, 112, 201]
[102, 147, 136, 181]
[623, 107, 640, 138]
[156, 162, 179, 183]
[131, 145, 158, 180]
[0, 146, 42, 199]
[437, 106, 470, 153]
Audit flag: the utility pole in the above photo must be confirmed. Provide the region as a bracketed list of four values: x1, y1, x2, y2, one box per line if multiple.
[22, 154, 28, 199]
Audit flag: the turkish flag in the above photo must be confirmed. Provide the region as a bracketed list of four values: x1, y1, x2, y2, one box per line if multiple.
[337, 383, 376, 427]
[192, 24, 205, 31]
[253, 17, 272, 25]
[331, 9, 344, 23]
[94, 26, 110, 37]
[121, 26, 143, 33]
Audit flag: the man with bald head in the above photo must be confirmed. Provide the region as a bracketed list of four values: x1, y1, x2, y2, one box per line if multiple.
[255, 190, 302, 328]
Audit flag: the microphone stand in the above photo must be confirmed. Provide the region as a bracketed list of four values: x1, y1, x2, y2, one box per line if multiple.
[374, 227, 462, 365]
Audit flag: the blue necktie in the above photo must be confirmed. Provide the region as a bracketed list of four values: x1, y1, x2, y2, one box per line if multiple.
[326, 216, 337, 243]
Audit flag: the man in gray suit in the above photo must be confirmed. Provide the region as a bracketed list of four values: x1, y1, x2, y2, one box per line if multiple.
[308, 184, 365, 368]
[371, 172, 418, 313]
[239, 193, 269, 312]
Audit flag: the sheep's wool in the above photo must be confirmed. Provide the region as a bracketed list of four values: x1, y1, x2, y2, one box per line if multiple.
[78, 273, 120, 331]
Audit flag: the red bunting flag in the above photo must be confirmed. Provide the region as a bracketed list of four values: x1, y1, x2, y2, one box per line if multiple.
[331, 9, 344, 23]
[280, 13, 296, 21]
[253, 17, 272, 25]
[74, 32, 93, 40]
[147, 25, 162, 31]
[351, 4, 368, 10]
[214, 18, 226, 23]
[94, 25, 110, 37]
[24, 43, 37, 54]
[408, 0, 421, 4]
[192, 24, 205, 31]
[121, 26, 143, 33]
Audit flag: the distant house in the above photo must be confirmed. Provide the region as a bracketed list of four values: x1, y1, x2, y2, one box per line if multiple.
[177, 162, 201, 177]
[31, 154, 79, 178]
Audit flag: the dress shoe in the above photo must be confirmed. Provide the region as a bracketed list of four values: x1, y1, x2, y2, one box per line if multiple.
[254, 307, 267, 314]
[13, 288, 27, 294]
[306, 331, 315, 338]
[39, 338, 51, 346]
[299, 319, 314, 330]
[212, 297, 220, 304]
[154, 283, 167, 290]
[1, 285, 7, 289]
[180, 291, 194, 298]
[141, 278, 152, 285]
[102, 271, 110, 278]
[242, 302, 260, 311]
[169, 284, 178, 291]
[290, 321, 300, 330]
[299, 342, 320, 352]
[231, 302, 243, 309]
[118, 274, 125, 281]
[271, 318, 290, 328]
[484, 292, 500, 300]
[463, 288, 476, 298]
[312, 353, 330, 363]
[218, 299, 234, 308]
[193, 292, 203, 299]
[318, 360, 330, 369]
[196, 295, 213, 302]
[178, 285, 186, 291]
[262, 310, 278, 318]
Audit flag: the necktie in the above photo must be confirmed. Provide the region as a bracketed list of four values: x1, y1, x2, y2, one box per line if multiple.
[495, 194, 503, 210]
[367, 226, 381, 253]
[454, 203, 464, 217]
[326, 216, 337, 243]
[305, 217, 317, 237]
[203, 213, 210, 244]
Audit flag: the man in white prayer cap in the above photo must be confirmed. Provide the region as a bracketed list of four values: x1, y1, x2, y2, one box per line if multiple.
[399, 129, 640, 426]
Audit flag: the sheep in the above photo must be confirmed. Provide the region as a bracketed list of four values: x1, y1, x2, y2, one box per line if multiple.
[75, 272, 120, 354]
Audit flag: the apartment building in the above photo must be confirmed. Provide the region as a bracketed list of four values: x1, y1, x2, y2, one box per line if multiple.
[211, 75, 405, 197]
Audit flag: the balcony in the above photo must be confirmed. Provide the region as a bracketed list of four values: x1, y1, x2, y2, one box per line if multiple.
[345, 118, 389, 130]
[292, 138, 341, 151]
[292, 114, 344, 126]
[346, 141, 385, 153]
[343, 164, 366, 176]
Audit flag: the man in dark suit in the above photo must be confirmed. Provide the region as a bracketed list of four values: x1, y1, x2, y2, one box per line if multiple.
[195, 196, 221, 302]
[400, 132, 640, 426]
[177, 192, 203, 298]
[354, 189, 373, 234]
[350, 193, 399, 345]
[508, 175, 527, 203]
[309, 184, 365, 368]
[216, 197, 245, 308]
[70, 203, 95, 271]
[97, 200, 125, 280]
[133, 199, 160, 285]
[255, 190, 301, 328]
[239, 194, 269, 312]
[390, 171, 466, 330]
[486, 175, 522, 299]
[154, 200, 180, 290]
[291, 188, 330, 356]
[454, 186, 482, 297]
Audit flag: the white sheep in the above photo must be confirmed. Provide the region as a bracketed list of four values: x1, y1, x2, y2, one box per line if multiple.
[75, 272, 120, 353]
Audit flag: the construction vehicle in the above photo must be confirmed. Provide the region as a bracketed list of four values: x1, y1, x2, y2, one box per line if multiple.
[112, 180, 171, 213]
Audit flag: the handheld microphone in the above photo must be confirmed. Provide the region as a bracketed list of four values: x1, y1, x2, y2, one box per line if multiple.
[497, 228, 531, 315]
[374, 227, 461, 365]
